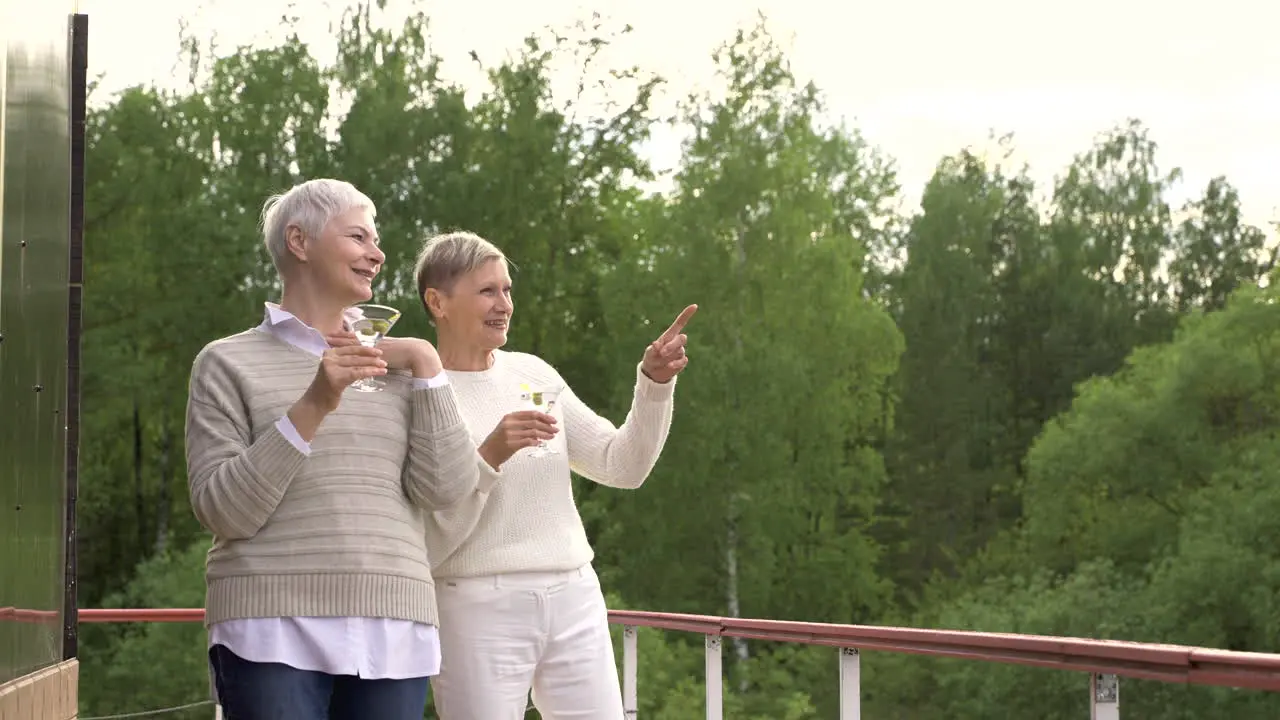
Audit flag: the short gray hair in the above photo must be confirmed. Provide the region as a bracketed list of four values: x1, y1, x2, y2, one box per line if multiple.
[261, 179, 376, 272]
[414, 231, 510, 320]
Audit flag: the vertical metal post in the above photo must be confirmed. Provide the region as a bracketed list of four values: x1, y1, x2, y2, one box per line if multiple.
[62, 10, 88, 663]
[1091, 673, 1120, 720]
[705, 635, 722, 720]
[839, 648, 861, 719]
[623, 625, 638, 718]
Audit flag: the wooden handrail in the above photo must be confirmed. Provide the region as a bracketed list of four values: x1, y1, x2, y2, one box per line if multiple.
[609, 611, 1280, 691]
[0, 606, 58, 622]
[59, 607, 1280, 692]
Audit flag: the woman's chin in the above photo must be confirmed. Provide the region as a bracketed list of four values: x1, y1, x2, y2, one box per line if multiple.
[348, 285, 374, 304]
[483, 329, 509, 349]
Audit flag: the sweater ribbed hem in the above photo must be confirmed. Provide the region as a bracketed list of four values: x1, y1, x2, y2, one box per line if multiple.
[412, 385, 466, 430]
[205, 573, 438, 627]
[634, 362, 678, 402]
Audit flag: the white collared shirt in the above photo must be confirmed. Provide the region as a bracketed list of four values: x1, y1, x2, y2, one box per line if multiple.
[207, 303, 447, 679]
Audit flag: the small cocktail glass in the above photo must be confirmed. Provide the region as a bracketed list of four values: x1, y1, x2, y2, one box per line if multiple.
[521, 383, 564, 457]
[348, 304, 401, 392]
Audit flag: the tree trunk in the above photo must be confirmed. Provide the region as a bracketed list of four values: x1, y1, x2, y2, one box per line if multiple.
[725, 494, 749, 691]
[727, 226, 750, 691]
[153, 421, 172, 554]
[132, 402, 147, 557]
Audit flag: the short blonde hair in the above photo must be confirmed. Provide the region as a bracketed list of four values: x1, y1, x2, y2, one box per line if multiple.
[414, 231, 510, 322]
[261, 179, 375, 273]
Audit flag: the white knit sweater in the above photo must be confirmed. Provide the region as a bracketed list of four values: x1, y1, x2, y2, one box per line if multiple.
[426, 349, 675, 578]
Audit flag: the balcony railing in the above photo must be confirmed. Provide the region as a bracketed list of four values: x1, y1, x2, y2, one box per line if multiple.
[70, 606, 1280, 719]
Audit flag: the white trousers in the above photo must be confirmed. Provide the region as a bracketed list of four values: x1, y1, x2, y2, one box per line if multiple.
[431, 564, 624, 720]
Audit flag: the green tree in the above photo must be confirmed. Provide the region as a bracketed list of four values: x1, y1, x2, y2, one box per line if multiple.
[1047, 119, 1180, 355]
[77, 542, 211, 719]
[596, 21, 902, 713]
[1171, 176, 1274, 312]
[882, 285, 1280, 719]
[882, 146, 1045, 589]
[79, 85, 237, 604]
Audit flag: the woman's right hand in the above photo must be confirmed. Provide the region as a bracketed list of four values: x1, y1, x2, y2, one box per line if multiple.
[287, 345, 387, 443]
[306, 345, 388, 410]
[479, 410, 559, 470]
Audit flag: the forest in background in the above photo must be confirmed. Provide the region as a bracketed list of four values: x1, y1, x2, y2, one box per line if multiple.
[74, 2, 1280, 717]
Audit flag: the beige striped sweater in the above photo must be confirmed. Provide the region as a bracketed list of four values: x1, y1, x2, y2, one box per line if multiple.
[184, 328, 475, 627]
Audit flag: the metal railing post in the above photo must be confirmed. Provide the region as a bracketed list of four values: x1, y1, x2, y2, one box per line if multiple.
[705, 634, 723, 720]
[623, 625, 638, 718]
[839, 648, 861, 719]
[1091, 673, 1120, 720]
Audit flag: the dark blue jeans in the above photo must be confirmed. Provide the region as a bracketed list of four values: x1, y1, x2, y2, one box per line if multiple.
[209, 644, 430, 720]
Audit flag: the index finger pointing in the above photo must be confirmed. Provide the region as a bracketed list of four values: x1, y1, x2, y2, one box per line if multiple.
[662, 304, 698, 340]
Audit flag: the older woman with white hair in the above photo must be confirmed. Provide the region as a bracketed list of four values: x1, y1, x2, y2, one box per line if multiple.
[185, 179, 477, 720]
[331, 230, 694, 719]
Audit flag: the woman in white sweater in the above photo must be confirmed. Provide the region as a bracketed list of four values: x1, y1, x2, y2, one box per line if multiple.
[343, 230, 694, 719]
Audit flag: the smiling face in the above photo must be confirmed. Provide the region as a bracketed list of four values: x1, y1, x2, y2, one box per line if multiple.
[432, 258, 513, 352]
[287, 205, 384, 306]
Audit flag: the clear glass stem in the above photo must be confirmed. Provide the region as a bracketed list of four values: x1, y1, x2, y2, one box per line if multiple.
[350, 339, 383, 392]
[530, 399, 558, 456]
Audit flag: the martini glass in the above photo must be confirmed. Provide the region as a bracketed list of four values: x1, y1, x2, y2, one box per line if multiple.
[521, 383, 565, 457]
[348, 303, 401, 392]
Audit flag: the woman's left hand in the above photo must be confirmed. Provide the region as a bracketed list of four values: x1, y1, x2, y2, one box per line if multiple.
[326, 332, 444, 378]
[641, 304, 697, 384]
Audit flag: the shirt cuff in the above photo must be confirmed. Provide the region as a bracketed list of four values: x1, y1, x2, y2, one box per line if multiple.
[412, 371, 450, 390]
[274, 416, 313, 455]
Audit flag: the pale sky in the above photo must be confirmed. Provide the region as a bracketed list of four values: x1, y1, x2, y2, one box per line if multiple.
[77, 0, 1280, 234]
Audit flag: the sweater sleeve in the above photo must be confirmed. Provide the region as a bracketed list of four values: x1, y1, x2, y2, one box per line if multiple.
[185, 347, 308, 540]
[563, 362, 676, 489]
[404, 386, 487, 510]
[424, 451, 503, 568]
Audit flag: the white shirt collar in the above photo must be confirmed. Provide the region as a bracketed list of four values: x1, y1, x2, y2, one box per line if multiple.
[258, 302, 329, 357]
